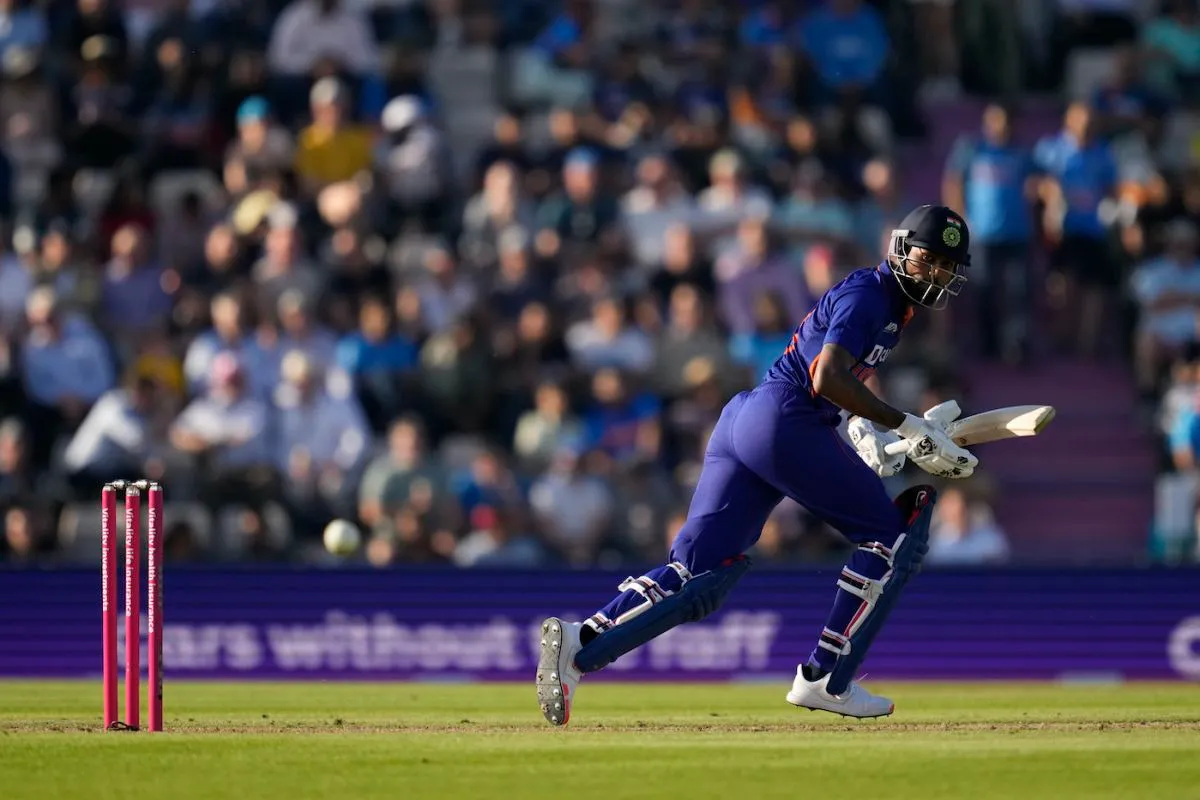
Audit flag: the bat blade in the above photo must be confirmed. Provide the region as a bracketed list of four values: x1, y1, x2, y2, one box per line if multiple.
[881, 405, 1057, 456]
[945, 405, 1056, 447]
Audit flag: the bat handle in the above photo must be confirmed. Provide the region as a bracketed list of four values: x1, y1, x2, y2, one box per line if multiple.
[884, 440, 910, 456]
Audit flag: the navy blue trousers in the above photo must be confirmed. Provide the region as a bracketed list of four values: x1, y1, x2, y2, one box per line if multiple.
[588, 382, 905, 667]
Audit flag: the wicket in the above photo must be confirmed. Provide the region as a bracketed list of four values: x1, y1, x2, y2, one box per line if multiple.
[102, 480, 164, 732]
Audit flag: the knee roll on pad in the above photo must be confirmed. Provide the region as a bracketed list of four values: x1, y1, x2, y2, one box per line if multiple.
[825, 485, 936, 695]
[574, 555, 752, 673]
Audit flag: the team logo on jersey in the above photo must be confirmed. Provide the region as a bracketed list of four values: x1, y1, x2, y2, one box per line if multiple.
[884, 322, 898, 333]
[942, 225, 962, 247]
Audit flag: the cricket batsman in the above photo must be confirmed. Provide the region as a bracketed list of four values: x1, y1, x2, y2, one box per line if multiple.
[536, 205, 978, 724]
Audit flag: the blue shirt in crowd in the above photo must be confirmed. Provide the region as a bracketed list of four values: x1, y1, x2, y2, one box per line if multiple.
[1033, 132, 1117, 240]
[796, 5, 889, 89]
[945, 136, 1037, 244]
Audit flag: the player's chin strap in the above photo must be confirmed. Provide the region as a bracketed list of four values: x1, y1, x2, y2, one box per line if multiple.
[574, 556, 752, 673]
[824, 485, 936, 696]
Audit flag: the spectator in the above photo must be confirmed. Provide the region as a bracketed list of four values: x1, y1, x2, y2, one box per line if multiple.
[926, 486, 1011, 565]
[336, 292, 417, 429]
[773, 159, 858, 254]
[357, 416, 446, 535]
[274, 350, 370, 534]
[526, 107, 582, 200]
[273, 288, 338, 376]
[20, 287, 114, 466]
[267, 0, 379, 80]
[100, 224, 173, 356]
[694, 149, 773, 259]
[586, 41, 656, 150]
[417, 314, 494, 436]
[944, 104, 1039, 363]
[459, 160, 537, 272]
[140, 37, 212, 175]
[0, 417, 36, 510]
[494, 300, 570, 397]
[0, 231, 31, 333]
[183, 291, 271, 397]
[649, 223, 714, 308]
[529, 445, 613, 566]
[453, 504, 546, 567]
[187, 223, 245, 299]
[653, 284, 737, 398]
[377, 94, 453, 231]
[536, 147, 619, 256]
[1132, 221, 1200, 406]
[621, 152, 696, 271]
[60, 0, 128, 72]
[739, 0, 792, 52]
[66, 35, 136, 168]
[473, 111, 529, 186]
[1158, 346, 1200, 441]
[61, 373, 167, 492]
[227, 96, 294, 177]
[796, 0, 889, 104]
[582, 367, 661, 465]
[293, 77, 373, 196]
[490, 230, 548, 322]
[730, 290, 795, 383]
[32, 224, 94, 316]
[159, 181, 211, 262]
[715, 216, 811, 335]
[565, 295, 654, 374]
[451, 448, 526, 522]
[170, 352, 278, 520]
[252, 205, 324, 314]
[1141, 0, 1200, 103]
[1091, 46, 1168, 145]
[415, 244, 478, 334]
[0, 46, 59, 173]
[1035, 102, 1119, 357]
[0, 1, 46, 61]
[513, 380, 584, 474]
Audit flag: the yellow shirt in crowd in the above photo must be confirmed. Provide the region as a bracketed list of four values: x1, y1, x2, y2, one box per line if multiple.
[294, 124, 374, 187]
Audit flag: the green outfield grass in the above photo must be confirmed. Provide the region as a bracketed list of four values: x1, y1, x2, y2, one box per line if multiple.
[1, 681, 1198, 800]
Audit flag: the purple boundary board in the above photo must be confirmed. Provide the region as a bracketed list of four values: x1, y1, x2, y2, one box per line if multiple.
[2, 567, 1199, 681]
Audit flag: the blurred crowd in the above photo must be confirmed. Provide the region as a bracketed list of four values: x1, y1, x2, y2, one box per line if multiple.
[0, 0, 1195, 567]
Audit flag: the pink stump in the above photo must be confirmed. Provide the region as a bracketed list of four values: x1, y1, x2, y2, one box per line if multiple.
[101, 485, 118, 730]
[147, 484, 163, 732]
[124, 486, 141, 730]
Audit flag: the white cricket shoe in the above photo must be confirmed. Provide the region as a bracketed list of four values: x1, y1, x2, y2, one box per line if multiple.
[535, 617, 584, 727]
[786, 667, 895, 718]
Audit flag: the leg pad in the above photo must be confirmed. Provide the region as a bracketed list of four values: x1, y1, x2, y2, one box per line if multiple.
[825, 486, 936, 695]
[574, 555, 752, 673]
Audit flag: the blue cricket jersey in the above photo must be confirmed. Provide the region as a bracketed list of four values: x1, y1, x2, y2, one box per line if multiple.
[945, 136, 1035, 244]
[765, 262, 912, 421]
[1033, 132, 1117, 240]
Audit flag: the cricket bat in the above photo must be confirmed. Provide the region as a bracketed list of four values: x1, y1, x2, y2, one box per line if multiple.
[883, 405, 1056, 456]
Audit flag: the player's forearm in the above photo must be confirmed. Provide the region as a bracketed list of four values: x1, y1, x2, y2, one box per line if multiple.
[813, 367, 905, 430]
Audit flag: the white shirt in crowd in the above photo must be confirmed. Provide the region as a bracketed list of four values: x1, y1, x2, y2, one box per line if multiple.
[62, 389, 150, 474]
[173, 394, 272, 470]
[267, 0, 380, 77]
[274, 383, 370, 476]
